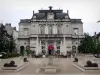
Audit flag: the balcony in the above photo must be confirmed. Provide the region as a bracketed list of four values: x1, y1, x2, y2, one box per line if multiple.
[71, 35, 84, 38]
[18, 35, 29, 39]
[38, 34, 63, 37]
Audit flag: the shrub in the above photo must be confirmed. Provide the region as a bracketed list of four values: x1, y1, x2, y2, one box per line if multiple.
[31, 54, 35, 58]
[0, 53, 20, 59]
[46, 54, 49, 57]
[63, 55, 67, 58]
[67, 54, 71, 58]
[35, 54, 42, 58]
[60, 55, 67, 58]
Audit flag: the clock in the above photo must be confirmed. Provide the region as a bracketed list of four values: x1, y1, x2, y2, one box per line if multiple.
[48, 15, 54, 19]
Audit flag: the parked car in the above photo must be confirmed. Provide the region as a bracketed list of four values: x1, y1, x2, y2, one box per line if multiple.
[94, 54, 100, 58]
[0, 54, 2, 57]
[0, 52, 7, 58]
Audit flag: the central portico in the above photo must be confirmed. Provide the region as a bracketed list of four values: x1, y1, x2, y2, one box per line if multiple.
[30, 36, 63, 55]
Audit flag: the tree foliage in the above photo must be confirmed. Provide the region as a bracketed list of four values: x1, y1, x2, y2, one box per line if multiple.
[78, 33, 100, 54]
[0, 24, 16, 53]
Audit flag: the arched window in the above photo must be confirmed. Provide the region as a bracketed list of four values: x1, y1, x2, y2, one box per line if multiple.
[20, 46, 24, 56]
[58, 25, 62, 34]
[24, 28, 28, 35]
[33, 15, 36, 19]
[40, 25, 45, 34]
[53, 26, 57, 34]
[45, 26, 48, 34]
[65, 15, 68, 19]
[48, 25, 52, 34]
[73, 28, 78, 35]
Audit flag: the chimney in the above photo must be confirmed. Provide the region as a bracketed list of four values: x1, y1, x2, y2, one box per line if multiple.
[33, 10, 34, 15]
[0, 23, 3, 27]
[32, 11, 34, 19]
[5, 23, 8, 26]
[5, 23, 11, 26]
[67, 10, 69, 15]
[94, 32, 97, 38]
[8, 23, 11, 26]
[13, 27, 16, 30]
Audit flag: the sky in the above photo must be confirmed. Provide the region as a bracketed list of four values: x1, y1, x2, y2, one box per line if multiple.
[0, 0, 100, 35]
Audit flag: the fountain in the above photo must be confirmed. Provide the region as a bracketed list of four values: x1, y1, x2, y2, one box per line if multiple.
[39, 45, 60, 73]
[40, 55, 60, 73]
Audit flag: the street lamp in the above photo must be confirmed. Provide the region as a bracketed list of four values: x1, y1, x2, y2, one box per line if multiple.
[0, 54, 2, 65]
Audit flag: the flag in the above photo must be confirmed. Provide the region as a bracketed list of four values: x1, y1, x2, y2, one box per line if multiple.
[48, 45, 54, 50]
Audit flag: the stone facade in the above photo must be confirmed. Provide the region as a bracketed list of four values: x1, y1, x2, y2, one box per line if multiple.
[18, 6, 84, 55]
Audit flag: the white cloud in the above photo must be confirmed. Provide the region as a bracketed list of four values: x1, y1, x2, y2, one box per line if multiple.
[0, 0, 100, 35]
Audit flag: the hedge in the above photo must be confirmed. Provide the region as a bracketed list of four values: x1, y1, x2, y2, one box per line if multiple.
[0, 53, 20, 59]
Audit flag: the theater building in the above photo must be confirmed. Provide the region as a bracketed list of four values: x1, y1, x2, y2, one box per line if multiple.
[18, 6, 84, 55]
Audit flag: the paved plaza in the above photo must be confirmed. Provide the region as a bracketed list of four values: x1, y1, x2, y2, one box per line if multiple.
[0, 55, 100, 75]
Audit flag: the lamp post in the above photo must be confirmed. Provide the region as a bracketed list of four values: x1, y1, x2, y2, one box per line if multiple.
[24, 42, 27, 57]
[0, 54, 2, 67]
[77, 34, 79, 55]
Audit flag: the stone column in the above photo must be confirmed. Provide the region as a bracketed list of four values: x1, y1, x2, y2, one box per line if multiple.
[39, 26, 41, 34]
[36, 37, 39, 54]
[60, 40, 62, 54]
[46, 41, 47, 54]
[40, 40, 41, 54]
[63, 37, 66, 55]
[30, 38, 33, 51]
[54, 41, 56, 53]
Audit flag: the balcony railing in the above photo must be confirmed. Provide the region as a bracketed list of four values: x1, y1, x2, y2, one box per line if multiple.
[38, 34, 63, 37]
[18, 34, 84, 38]
[18, 35, 29, 39]
[71, 35, 84, 38]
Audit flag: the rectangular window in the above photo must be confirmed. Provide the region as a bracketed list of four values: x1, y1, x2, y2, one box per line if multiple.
[73, 28, 78, 35]
[24, 28, 28, 35]
[41, 26, 45, 34]
[57, 46, 60, 49]
[42, 46, 45, 49]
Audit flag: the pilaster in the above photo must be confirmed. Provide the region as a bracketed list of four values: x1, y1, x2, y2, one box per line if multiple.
[60, 40, 62, 54]
[39, 40, 41, 53]
[46, 41, 48, 54]
[36, 37, 39, 54]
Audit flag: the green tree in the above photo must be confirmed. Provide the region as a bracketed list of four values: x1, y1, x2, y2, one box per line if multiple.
[8, 37, 16, 53]
[0, 24, 8, 52]
[0, 24, 16, 53]
[78, 33, 96, 53]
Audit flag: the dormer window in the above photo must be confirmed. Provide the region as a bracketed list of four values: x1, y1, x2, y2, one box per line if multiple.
[65, 15, 69, 19]
[33, 15, 36, 19]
